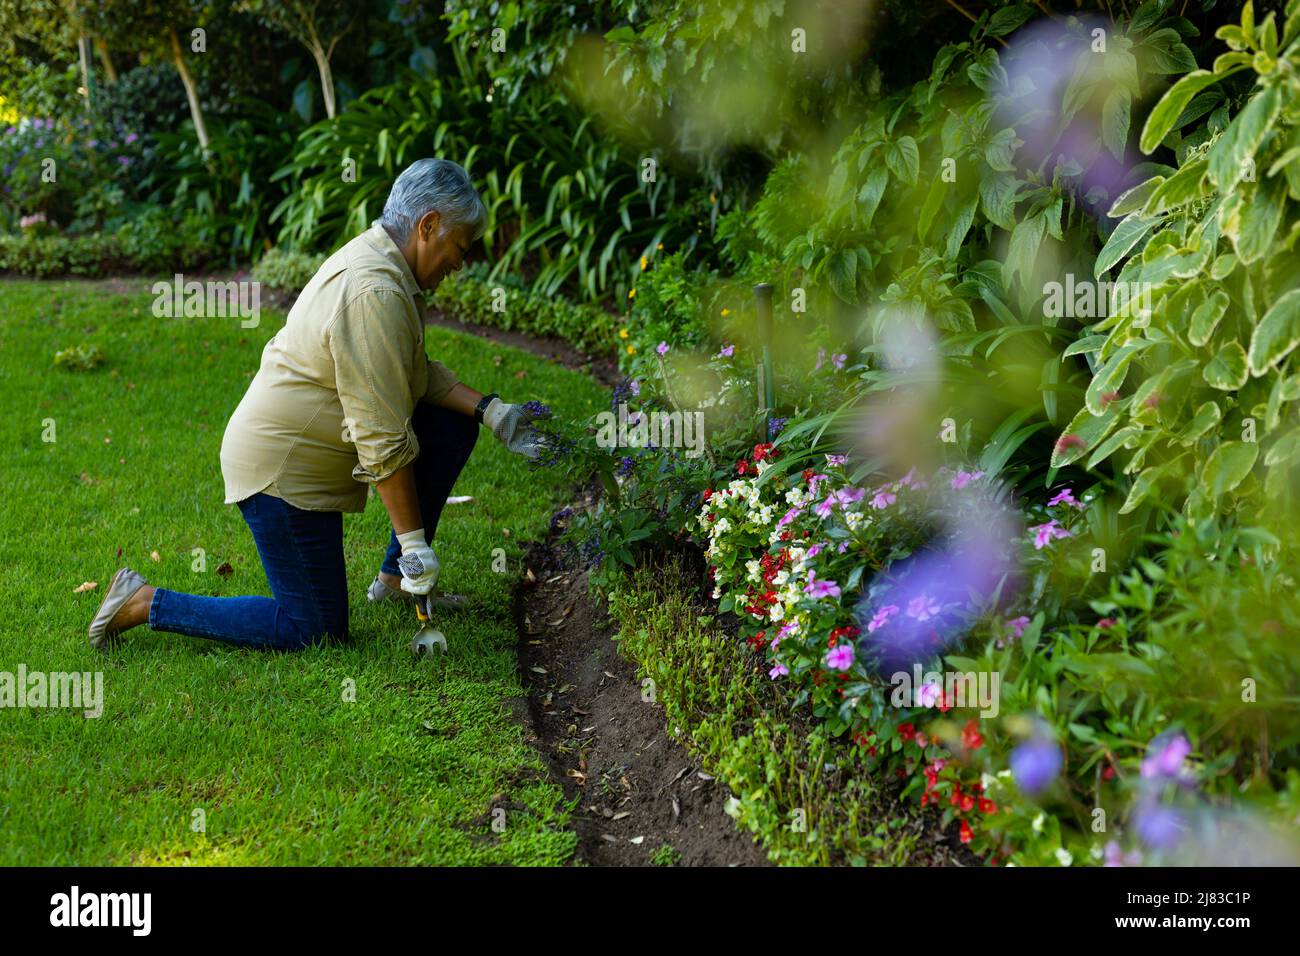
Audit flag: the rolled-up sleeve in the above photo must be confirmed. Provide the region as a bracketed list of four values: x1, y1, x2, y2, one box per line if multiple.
[423, 357, 460, 404]
[327, 290, 422, 484]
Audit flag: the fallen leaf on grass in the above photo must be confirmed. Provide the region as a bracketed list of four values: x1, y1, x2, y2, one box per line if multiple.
[73, 581, 98, 593]
[150, 550, 160, 562]
[215, 562, 233, 578]
[514, 370, 527, 379]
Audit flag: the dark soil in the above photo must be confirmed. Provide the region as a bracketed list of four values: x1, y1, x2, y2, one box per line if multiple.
[513, 542, 771, 867]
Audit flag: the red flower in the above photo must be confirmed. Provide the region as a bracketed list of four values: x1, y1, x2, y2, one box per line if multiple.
[1102, 764, 1116, 781]
[960, 793, 975, 813]
[801, 468, 815, 484]
[961, 719, 984, 751]
[702, 489, 713, 501]
[898, 722, 916, 742]
[752, 442, 775, 462]
[736, 460, 749, 475]
[959, 819, 973, 844]
[1096, 617, 1116, 630]
[978, 797, 996, 814]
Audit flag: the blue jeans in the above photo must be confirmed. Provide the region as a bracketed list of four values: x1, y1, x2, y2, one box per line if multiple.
[148, 403, 479, 651]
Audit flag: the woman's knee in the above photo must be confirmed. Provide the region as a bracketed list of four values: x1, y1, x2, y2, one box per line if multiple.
[278, 609, 349, 650]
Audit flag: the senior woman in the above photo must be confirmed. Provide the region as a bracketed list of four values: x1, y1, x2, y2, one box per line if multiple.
[87, 158, 547, 651]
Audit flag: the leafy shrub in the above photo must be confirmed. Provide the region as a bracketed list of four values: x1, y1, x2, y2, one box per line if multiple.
[430, 263, 617, 355]
[253, 247, 327, 291]
[1058, 0, 1300, 525]
[0, 213, 209, 277]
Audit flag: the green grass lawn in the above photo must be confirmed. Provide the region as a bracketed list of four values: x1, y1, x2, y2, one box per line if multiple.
[0, 278, 606, 865]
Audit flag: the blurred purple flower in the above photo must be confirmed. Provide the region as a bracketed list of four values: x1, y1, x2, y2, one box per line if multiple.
[951, 469, 985, 490]
[1047, 487, 1083, 509]
[831, 353, 847, 370]
[870, 490, 896, 510]
[1010, 738, 1062, 794]
[717, 343, 734, 358]
[1141, 732, 1192, 781]
[825, 644, 854, 671]
[866, 604, 899, 633]
[826, 453, 848, 466]
[768, 662, 788, 679]
[1031, 519, 1072, 549]
[1135, 800, 1188, 852]
[804, 573, 841, 600]
[656, 341, 669, 356]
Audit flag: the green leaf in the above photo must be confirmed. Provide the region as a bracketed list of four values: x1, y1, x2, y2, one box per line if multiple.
[1095, 214, 1156, 276]
[1236, 174, 1288, 265]
[1086, 341, 1149, 415]
[1189, 290, 1230, 347]
[980, 171, 1019, 229]
[1143, 156, 1208, 215]
[827, 249, 859, 303]
[1087, 424, 1144, 469]
[1051, 403, 1121, 469]
[857, 166, 889, 226]
[1248, 289, 1300, 375]
[1139, 71, 1224, 154]
[1207, 84, 1282, 194]
[917, 173, 948, 241]
[1103, 88, 1132, 163]
[945, 194, 979, 260]
[1204, 341, 1250, 389]
[1065, 334, 1110, 357]
[1004, 209, 1047, 288]
[1179, 400, 1223, 445]
[1265, 427, 1300, 466]
[1108, 176, 1164, 218]
[988, 4, 1034, 36]
[887, 136, 920, 185]
[1201, 440, 1259, 496]
[985, 127, 1019, 172]
[1119, 464, 1167, 514]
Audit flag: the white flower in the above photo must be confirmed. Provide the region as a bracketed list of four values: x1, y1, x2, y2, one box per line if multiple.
[1032, 812, 1045, 833]
[785, 488, 805, 506]
[1055, 848, 1073, 867]
[773, 570, 789, 586]
[745, 559, 760, 580]
[712, 587, 721, 599]
[714, 518, 731, 534]
[845, 511, 862, 530]
[1090, 844, 1104, 861]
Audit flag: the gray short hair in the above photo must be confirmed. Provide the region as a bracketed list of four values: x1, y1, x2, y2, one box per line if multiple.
[376, 158, 487, 245]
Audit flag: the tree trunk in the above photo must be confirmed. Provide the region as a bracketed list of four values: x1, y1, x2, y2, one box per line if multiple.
[168, 25, 210, 157]
[93, 37, 118, 84]
[309, 39, 337, 119]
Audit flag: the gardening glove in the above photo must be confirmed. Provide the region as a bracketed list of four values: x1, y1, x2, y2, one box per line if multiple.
[481, 398, 547, 460]
[396, 528, 440, 595]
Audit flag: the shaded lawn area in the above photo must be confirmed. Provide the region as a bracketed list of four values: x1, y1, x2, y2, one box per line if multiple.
[0, 278, 606, 865]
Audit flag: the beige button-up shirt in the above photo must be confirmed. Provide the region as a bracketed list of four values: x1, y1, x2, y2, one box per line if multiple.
[220, 222, 460, 513]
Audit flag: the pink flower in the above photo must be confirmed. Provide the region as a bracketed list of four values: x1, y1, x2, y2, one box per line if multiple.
[717, 343, 735, 358]
[835, 486, 865, 506]
[769, 662, 789, 679]
[1031, 519, 1072, 549]
[807, 473, 830, 493]
[950, 469, 985, 490]
[1047, 487, 1083, 509]
[1006, 615, 1031, 638]
[806, 541, 826, 559]
[867, 604, 899, 633]
[870, 490, 896, 510]
[777, 506, 803, 528]
[803, 573, 841, 600]
[814, 497, 836, 519]
[825, 644, 855, 671]
[906, 595, 940, 622]
[656, 341, 669, 356]
[825, 454, 848, 466]
[917, 682, 943, 707]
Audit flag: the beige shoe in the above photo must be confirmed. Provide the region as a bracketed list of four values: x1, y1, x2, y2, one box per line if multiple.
[88, 567, 149, 649]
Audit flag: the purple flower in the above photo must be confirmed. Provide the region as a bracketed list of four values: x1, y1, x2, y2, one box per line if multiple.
[117, 155, 130, 166]
[616, 456, 635, 478]
[866, 604, 899, 633]
[124, 132, 138, 144]
[870, 490, 896, 510]
[1010, 738, 1062, 794]
[629, 379, 640, 397]
[825, 644, 855, 671]
[835, 486, 865, 506]
[717, 343, 734, 358]
[1103, 841, 1143, 868]
[1141, 733, 1191, 781]
[1031, 519, 1072, 549]
[916, 680, 942, 707]
[837, 541, 849, 553]
[1135, 800, 1187, 851]
[906, 595, 941, 621]
[803, 573, 841, 600]
[807, 473, 829, 493]
[814, 496, 836, 519]
[1047, 487, 1083, 509]
[950, 469, 984, 490]
[1006, 615, 1031, 638]
[825, 454, 848, 466]
[832, 353, 847, 370]
[768, 417, 787, 438]
[522, 400, 552, 419]
[656, 341, 669, 356]
[768, 662, 789, 679]
[777, 506, 802, 528]
[806, 541, 826, 559]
